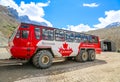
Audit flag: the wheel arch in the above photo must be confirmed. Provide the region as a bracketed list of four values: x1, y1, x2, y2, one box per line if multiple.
[35, 48, 54, 57]
[78, 48, 95, 54]
[30, 47, 54, 61]
[87, 48, 95, 52]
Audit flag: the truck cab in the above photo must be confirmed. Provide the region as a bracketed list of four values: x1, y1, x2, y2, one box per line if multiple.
[8, 23, 38, 59]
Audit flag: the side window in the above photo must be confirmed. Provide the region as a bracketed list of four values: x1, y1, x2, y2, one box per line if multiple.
[88, 35, 93, 43]
[81, 34, 85, 42]
[21, 30, 29, 39]
[55, 29, 65, 41]
[49, 30, 54, 40]
[66, 32, 75, 42]
[83, 35, 89, 42]
[35, 28, 40, 39]
[89, 35, 98, 43]
[92, 36, 98, 43]
[42, 28, 54, 40]
[74, 33, 81, 43]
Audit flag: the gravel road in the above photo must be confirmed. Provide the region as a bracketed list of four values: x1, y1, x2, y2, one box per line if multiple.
[0, 50, 120, 82]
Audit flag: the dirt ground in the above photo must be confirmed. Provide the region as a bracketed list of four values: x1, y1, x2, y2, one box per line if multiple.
[0, 50, 120, 82]
[0, 48, 11, 59]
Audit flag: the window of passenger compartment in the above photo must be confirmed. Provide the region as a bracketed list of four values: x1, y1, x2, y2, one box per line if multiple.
[91, 36, 98, 43]
[42, 28, 54, 40]
[55, 29, 65, 41]
[65, 32, 75, 42]
[35, 28, 40, 39]
[74, 33, 81, 43]
[88, 35, 98, 43]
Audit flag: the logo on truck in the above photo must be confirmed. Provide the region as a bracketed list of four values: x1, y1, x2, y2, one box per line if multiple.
[59, 42, 73, 56]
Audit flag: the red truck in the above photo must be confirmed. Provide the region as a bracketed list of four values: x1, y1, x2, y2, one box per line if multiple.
[7, 23, 101, 68]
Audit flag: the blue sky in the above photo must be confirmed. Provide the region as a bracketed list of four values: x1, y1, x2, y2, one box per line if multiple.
[0, 0, 120, 32]
[43, 0, 120, 27]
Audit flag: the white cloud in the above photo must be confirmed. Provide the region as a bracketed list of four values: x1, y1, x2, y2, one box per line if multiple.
[83, 3, 99, 8]
[64, 10, 120, 31]
[0, 0, 52, 26]
[63, 24, 95, 32]
[94, 10, 120, 28]
[0, 0, 19, 8]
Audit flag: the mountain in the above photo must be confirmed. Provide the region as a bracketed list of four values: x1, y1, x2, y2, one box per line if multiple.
[0, 5, 48, 45]
[0, 5, 19, 37]
[87, 26, 120, 51]
[0, 5, 19, 46]
[1, 4, 120, 49]
[0, 5, 48, 37]
[105, 22, 120, 28]
[7, 7, 47, 26]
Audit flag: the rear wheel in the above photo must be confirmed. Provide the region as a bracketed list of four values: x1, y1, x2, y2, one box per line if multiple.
[76, 50, 88, 62]
[88, 50, 96, 61]
[32, 50, 53, 69]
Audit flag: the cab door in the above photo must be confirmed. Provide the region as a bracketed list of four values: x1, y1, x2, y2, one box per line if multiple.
[20, 30, 30, 47]
[19, 26, 31, 58]
[14, 24, 31, 58]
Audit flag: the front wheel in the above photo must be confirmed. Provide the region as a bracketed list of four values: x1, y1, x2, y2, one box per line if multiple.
[32, 50, 53, 69]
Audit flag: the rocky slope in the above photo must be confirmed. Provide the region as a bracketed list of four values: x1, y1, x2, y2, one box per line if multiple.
[87, 27, 120, 51]
[0, 5, 47, 46]
[0, 5, 19, 46]
[0, 5, 19, 38]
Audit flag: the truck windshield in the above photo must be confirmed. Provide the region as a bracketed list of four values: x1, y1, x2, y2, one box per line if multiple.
[8, 29, 17, 42]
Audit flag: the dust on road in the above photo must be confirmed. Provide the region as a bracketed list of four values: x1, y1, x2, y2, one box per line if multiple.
[0, 52, 120, 82]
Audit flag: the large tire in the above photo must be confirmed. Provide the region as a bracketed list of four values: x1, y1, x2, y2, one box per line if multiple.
[88, 50, 96, 61]
[76, 50, 88, 62]
[32, 50, 53, 69]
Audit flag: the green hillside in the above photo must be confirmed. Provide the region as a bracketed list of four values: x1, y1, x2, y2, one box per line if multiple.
[0, 5, 19, 38]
